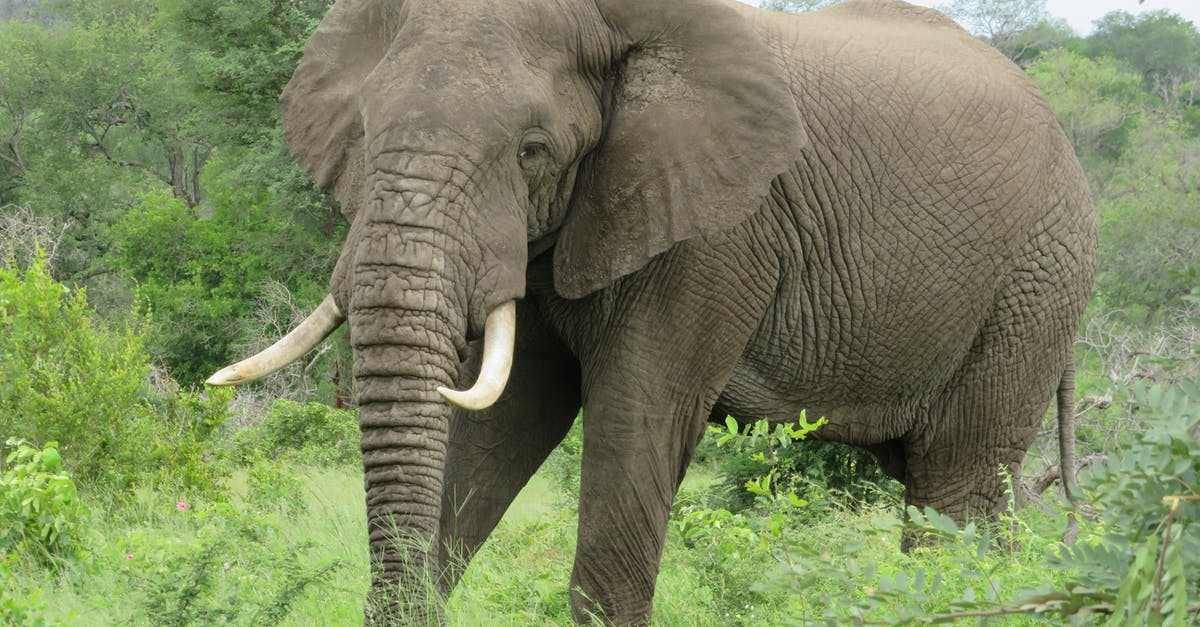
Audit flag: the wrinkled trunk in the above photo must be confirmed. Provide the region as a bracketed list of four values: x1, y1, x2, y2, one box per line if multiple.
[350, 208, 467, 620]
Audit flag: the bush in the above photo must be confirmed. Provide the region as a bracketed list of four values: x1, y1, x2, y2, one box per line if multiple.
[119, 500, 344, 626]
[712, 414, 901, 515]
[0, 440, 86, 563]
[750, 378, 1200, 624]
[111, 173, 337, 386]
[1045, 379, 1200, 623]
[245, 458, 306, 519]
[228, 399, 359, 467]
[0, 258, 229, 495]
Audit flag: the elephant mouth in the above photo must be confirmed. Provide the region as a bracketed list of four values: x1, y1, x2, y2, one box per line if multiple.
[206, 296, 517, 410]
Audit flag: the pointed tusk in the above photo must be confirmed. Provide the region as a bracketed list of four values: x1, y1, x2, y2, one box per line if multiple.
[206, 295, 345, 386]
[437, 301, 516, 410]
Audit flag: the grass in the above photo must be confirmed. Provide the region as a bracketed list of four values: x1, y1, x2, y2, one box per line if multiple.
[4, 443, 1084, 626]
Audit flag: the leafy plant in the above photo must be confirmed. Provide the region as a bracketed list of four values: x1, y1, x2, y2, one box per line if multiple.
[120, 500, 344, 626]
[673, 416, 825, 619]
[0, 439, 86, 563]
[1040, 379, 1200, 624]
[0, 257, 229, 496]
[756, 379, 1200, 624]
[711, 413, 900, 514]
[245, 458, 306, 519]
[228, 399, 359, 467]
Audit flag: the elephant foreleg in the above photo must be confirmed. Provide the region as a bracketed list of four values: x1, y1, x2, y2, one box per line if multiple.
[564, 249, 774, 625]
[436, 300, 581, 592]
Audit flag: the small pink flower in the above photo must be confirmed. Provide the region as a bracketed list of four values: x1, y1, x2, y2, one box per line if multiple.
[223, 562, 232, 570]
[176, 502, 187, 510]
[126, 554, 134, 560]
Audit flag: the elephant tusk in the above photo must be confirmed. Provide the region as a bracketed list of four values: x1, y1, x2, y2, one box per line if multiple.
[437, 301, 515, 410]
[206, 295, 345, 386]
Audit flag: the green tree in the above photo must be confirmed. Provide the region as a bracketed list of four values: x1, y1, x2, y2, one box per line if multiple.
[1027, 48, 1144, 173]
[1086, 11, 1200, 114]
[113, 159, 338, 385]
[156, 0, 331, 145]
[759, 0, 839, 13]
[1092, 120, 1200, 315]
[939, 0, 1058, 62]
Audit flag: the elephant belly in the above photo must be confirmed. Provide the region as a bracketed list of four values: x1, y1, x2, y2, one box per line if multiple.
[714, 272, 981, 446]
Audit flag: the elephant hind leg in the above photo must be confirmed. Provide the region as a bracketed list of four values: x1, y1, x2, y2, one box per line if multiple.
[900, 265, 1076, 534]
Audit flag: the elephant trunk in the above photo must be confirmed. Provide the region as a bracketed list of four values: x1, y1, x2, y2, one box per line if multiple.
[349, 230, 463, 616]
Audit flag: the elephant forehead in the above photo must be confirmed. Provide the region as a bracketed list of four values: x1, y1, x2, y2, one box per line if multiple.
[359, 28, 559, 148]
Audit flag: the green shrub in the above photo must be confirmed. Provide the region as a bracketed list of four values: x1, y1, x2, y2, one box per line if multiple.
[748, 378, 1200, 624]
[119, 501, 344, 626]
[245, 458, 306, 519]
[0, 554, 52, 627]
[712, 413, 901, 515]
[1044, 379, 1200, 624]
[112, 177, 336, 385]
[673, 417, 824, 619]
[0, 440, 86, 563]
[0, 258, 229, 496]
[229, 399, 359, 467]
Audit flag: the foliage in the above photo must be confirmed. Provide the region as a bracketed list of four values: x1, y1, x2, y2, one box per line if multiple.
[1043, 380, 1200, 624]
[0, 0, 342, 390]
[0, 555, 52, 627]
[542, 415, 583, 505]
[0, 440, 86, 563]
[156, 0, 330, 145]
[747, 379, 1200, 624]
[228, 399, 360, 467]
[1086, 10, 1200, 116]
[1091, 123, 1200, 315]
[119, 500, 345, 626]
[245, 458, 306, 519]
[759, 0, 839, 12]
[0, 258, 229, 495]
[711, 413, 901, 514]
[673, 416, 825, 618]
[112, 173, 336, 384]
[1027, 49, 1144, 168]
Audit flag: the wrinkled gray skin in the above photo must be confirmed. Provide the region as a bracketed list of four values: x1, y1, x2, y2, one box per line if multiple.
[274, 0, 1096, 623]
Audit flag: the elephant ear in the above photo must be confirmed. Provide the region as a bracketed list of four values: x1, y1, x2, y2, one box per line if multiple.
[553, 0, 809, 299]
[280, 0, 401, 222]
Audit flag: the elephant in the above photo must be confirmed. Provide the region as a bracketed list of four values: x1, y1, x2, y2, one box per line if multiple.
[207, 0, 1097, 623]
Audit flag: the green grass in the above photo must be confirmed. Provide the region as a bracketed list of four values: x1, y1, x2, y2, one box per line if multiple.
[4, 453, 1082, 626]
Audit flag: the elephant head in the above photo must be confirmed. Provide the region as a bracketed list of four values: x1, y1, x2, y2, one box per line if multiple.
[208, 0, 808, 615]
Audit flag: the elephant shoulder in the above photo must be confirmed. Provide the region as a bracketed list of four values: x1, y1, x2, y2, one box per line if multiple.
[818, 0, 966, 33]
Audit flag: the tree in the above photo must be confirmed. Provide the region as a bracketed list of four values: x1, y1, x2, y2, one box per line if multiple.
[1091, 121, 1200, 315]
[1027, 49, 1144, 174]
[1086, 11, 1200, 116]
[939, 0, 1061, 63]
[759, 0, 839, 13]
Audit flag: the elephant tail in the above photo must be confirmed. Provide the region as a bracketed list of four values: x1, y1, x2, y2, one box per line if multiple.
[1057, 361, 1080, 545]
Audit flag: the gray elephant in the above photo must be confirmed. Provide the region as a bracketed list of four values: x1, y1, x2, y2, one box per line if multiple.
[207, 0, 1096, 623]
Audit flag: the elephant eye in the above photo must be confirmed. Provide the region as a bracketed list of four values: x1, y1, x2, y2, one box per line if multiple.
[518, 142, 547, 161]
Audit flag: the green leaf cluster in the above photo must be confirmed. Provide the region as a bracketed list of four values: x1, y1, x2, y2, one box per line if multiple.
[226, 399, 360, 468]
[0, 439, 86, 562]
[119, 500, 344, 626]
[1046, 380, 1200, 624]
[710, 413, 901, 514]
[0, 257, 229, 494]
